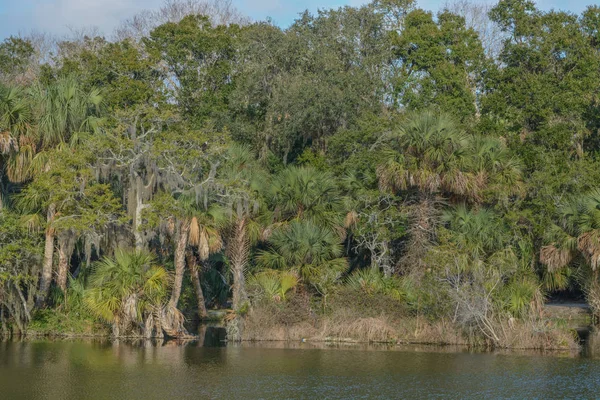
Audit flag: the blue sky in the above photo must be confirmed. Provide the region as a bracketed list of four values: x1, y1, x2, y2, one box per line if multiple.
[0, 0, 593, 40]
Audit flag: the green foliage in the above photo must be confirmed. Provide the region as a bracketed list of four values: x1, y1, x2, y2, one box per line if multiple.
[268, 165, 342, 227]
[145, 15, 239, 123]
[2, 0, 600, 341]
[257, 219, 347, 296]
[31, 76, 103, 148]
[345, 269, 404, 301]
[377, 111, 522, 202]
[229, 4, 389, 162]
[0, 37, 34, 81]
[56, 38, 166, 110]
[28, 308, 104, 336]
[257, 221, 344, 271]
[391, 9, 487, 120]
[84, 250, 169, 332]
[0, 210, 42, 332]
[499, 278, 541, 317]
[248, 269, 299, 302]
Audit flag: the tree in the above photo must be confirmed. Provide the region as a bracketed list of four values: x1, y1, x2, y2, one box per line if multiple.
[185, 203, 223, 318]
[268, 166, 342, 228]
[485, 0, 600, 156]
[0, 84, 32, 208]
[55, 38, 166, 111]
[376, 111, 522, 273]
[256, 220, 347, 290]
[541, 189, 600, 314]
[390, 9, 488, 120]
[217, 146, 264, 312]
[144, 15, 240, 123]
[114, 0, 249, 41]
[24, 77, 103, 307]
[377, 111, 480, 200]
[0, 210, 43, 335]
[229, 4, 389, 163]
[84, 249, 170, 337]
[31, 76, 102, 148]
[19, 147, 122, 301]
[0, 37, 35, 84]
[149, 191, 224, 320]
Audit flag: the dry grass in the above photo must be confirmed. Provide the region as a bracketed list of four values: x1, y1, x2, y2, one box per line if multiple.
[320, 316, 398, 342]
[494, 319, 579, 351]
[241, 303, 578, 351]
[395, 317, 467, 345]
[540, 245, 573, 272]
[242, 307, 318, 341]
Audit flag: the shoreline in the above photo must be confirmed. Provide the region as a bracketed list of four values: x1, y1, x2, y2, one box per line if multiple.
[0, 333, 586, 360]
[2, 327, 586, 354]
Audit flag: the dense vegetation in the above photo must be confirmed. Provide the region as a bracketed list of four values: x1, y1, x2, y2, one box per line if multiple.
[1, 0, 600, 348]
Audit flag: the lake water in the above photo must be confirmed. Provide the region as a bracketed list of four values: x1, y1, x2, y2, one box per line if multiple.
[2, 333, 600, 399]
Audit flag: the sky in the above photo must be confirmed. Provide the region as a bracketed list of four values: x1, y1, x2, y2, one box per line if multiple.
[0, 0, 594, 40]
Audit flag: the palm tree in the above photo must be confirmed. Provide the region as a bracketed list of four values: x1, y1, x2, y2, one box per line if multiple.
[256, 220, 347, 290]
[0, 84, 31, 208]
[377, 111, 522, 202]
[540, 190, 600, 272]
[84, 249, 170, 337]
[376, 111, 479, 199]
[218, 145, 265, 313]
[0, 85, 30, 138]
[26, 78, 103, 307]
[441, 205, 507, 260]
[376, 111, 523, 274]
[375, 111, 473, 272]
[169, 193, 223, 320]
[30, 76, 102, 148]
[537, 189, 600, 315]
[467, 136, 523, 201]
[268, 166, 342, 228]
[541, 190, 600, 302]
[187, 206, 223, 318]
[213, 145, 266, 341]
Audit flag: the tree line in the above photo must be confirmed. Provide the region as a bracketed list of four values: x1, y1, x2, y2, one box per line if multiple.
[1, 0, 600, 345]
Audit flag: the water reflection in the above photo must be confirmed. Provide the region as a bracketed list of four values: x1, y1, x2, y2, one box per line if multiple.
[1, 335, 600, 399]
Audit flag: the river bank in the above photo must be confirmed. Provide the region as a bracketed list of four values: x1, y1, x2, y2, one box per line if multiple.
[3, 312, 582, 352]
[240, 304, 582, 351]
[3, 297, 592, 352]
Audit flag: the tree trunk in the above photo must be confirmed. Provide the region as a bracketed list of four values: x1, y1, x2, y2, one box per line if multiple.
[36, 203, 56, 308]
[169, 219, 190, 309]
[133, 188, 147, 252]
[56, 235, 75, 293]
[0, 306, 7, 337]
[157, 219, 191, 339]
[187, 251, 208, 319]
[229, 218, 249, 311]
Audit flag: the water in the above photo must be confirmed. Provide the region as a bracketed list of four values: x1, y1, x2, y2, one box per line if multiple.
[1, 335, 600, 399]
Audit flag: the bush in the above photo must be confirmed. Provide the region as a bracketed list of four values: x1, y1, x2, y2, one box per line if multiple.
[248, 269, 300, 302]
[328, 287, 407, 320]
[28, 309, 106, 336]
[253, 289, 314, 326]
